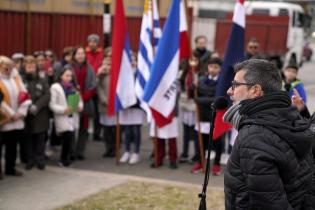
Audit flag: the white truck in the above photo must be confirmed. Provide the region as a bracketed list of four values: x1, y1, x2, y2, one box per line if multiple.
[191, 1, 311, 67]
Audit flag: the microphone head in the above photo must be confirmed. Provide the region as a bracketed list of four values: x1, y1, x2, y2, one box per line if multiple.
[213, 96, 229, 110]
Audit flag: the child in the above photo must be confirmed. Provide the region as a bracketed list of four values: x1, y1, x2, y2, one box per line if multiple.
[191, 58, 223, 175]
[282, 65, 307, 103]
[119, 52, 146, 164]
[178, 54, 199, 163]
[49, 65, 83, 167]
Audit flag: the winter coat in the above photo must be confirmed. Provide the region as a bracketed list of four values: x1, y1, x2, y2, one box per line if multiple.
[23, 73, 50, 133]
[283, 79, 307, 103]
[97, 72, 110, 115]
[86, 47, 104, 74]
[49, 83, 83, 133]
[0, 69, 32, 131]
[192, 75, 217, 122]
[225, 92, 315, 210]
[72, 62, 96, 118]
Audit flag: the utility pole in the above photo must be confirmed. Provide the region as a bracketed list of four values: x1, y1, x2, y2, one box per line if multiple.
[103, 0, 111, 48]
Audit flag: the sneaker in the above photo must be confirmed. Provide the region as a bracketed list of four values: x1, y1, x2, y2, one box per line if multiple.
[191, 162, 203, 174]
[77, 155, 85, 161]
[25, 163, 34, 170]
[37, 163, 46, 170]
[179, 154, 189, 163]
[59, 161, 72, 167]
[120, 152, 130, 163]
[5, 170, 23, 177]
[169, 162, 178, 169]
[211, 164, 221, 176]
[150, 162, 163, 168]
[190, 155, 199, 163]
[129, 153, 140, 165]
[103, 150, 115, 158]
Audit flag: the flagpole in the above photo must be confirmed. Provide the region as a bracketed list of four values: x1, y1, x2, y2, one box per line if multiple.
[152, 0, 159, 168]
[115, 113, 121, 166]
[183, 0, 206, 173]
[192, 65, 206, 173]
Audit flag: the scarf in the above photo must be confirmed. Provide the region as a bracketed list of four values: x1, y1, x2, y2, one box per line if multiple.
[223, 102, 242, 130]
[61, 81, 76, 97]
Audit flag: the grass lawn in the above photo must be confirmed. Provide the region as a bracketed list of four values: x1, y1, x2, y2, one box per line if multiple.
[56, 181, 224, 210]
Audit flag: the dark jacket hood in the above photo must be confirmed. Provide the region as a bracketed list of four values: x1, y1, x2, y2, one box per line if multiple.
[239, 92, 313, 158]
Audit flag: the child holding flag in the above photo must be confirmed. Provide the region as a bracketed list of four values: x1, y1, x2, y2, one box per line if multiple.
[191, 58, 223, 175]
[119, 52, 146, 164]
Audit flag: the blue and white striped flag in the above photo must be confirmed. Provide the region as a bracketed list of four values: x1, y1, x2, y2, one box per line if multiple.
[152, 0, 162, 51]
[143, 0, 180, 128]
[135, 0, 161, 121]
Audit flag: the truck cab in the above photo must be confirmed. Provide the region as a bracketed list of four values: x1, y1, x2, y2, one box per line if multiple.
[245, 1, 311, 66]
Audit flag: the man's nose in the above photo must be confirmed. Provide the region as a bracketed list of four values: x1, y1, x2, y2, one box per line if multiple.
[227, 87, 233, 96]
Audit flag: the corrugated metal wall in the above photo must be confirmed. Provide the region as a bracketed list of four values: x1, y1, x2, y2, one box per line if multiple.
[0, 11, 170, 58]
[0, 11, 26, 56]
[0, 11, 107, 58]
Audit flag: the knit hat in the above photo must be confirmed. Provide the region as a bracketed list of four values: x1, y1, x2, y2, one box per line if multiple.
[87, 34, 100, 44]
[11, 53, 25, 60]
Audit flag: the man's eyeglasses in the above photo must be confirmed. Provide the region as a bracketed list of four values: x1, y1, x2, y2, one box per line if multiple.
[231, 81, 255, 90]
[248, 45, 258, 49]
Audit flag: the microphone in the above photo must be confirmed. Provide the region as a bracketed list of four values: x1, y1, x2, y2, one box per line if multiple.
[199, 96, 230, 210]
[211, 96, 229, 110]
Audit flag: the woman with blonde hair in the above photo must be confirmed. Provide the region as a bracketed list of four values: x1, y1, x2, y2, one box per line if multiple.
[0, 56, 31, 177]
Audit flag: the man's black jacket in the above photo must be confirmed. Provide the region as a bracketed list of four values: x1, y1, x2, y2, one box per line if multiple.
[225, 92, 315, 210]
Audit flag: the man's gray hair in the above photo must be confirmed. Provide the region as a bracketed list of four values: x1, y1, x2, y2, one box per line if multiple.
[234, 59, 282, 94]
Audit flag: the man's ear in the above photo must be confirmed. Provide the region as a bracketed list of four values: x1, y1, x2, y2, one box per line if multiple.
[252, 84, 263, 97]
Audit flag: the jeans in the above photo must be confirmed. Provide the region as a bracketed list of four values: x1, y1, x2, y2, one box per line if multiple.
[124, 125, 141, 153]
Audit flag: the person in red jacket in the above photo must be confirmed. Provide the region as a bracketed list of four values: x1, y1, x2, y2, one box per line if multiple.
[86, 34, 104, 142]
[86, 34, 104, 74]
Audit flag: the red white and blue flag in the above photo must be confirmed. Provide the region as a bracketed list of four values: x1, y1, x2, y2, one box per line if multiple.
[214, 0, 245, 137]
[215, 0, 245, 97]
[135, 0, 161, 122]
[179, 0, 191, 60]
[143, 0, 183, 128]
[108, 0, 137, 116]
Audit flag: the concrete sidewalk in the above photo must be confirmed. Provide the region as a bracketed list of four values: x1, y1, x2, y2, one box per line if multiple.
[0, 166, 126, 210]
[0, 166, 218, 210]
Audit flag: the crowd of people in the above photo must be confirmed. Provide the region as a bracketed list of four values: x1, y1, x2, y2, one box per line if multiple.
[0, 33, 311, 182]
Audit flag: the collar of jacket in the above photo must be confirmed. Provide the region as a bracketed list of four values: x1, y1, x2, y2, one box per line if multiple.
[239, 91, 291, 117]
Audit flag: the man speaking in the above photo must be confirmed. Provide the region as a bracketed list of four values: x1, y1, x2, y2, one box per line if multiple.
[223, 59, 315, 209]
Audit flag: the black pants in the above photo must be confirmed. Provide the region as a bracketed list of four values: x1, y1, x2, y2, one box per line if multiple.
[60, 131, 75, 163]
[93, 96, 102, 139]
[50, 122, 61, 146]
[18, 137, 28, 164]
[103, 126, 116, 154]
[25, 132, 46, 165]
[75, 117, 89, 157]
[0, 130, 22, 174]
[195, 132, 223, 165]
[182, 124, 195, 157]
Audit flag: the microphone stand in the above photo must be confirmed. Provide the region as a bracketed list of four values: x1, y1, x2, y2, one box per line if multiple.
[198, 103, 217, 210]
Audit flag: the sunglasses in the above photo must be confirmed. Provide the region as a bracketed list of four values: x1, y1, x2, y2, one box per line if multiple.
[231, 81, 255, 90]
